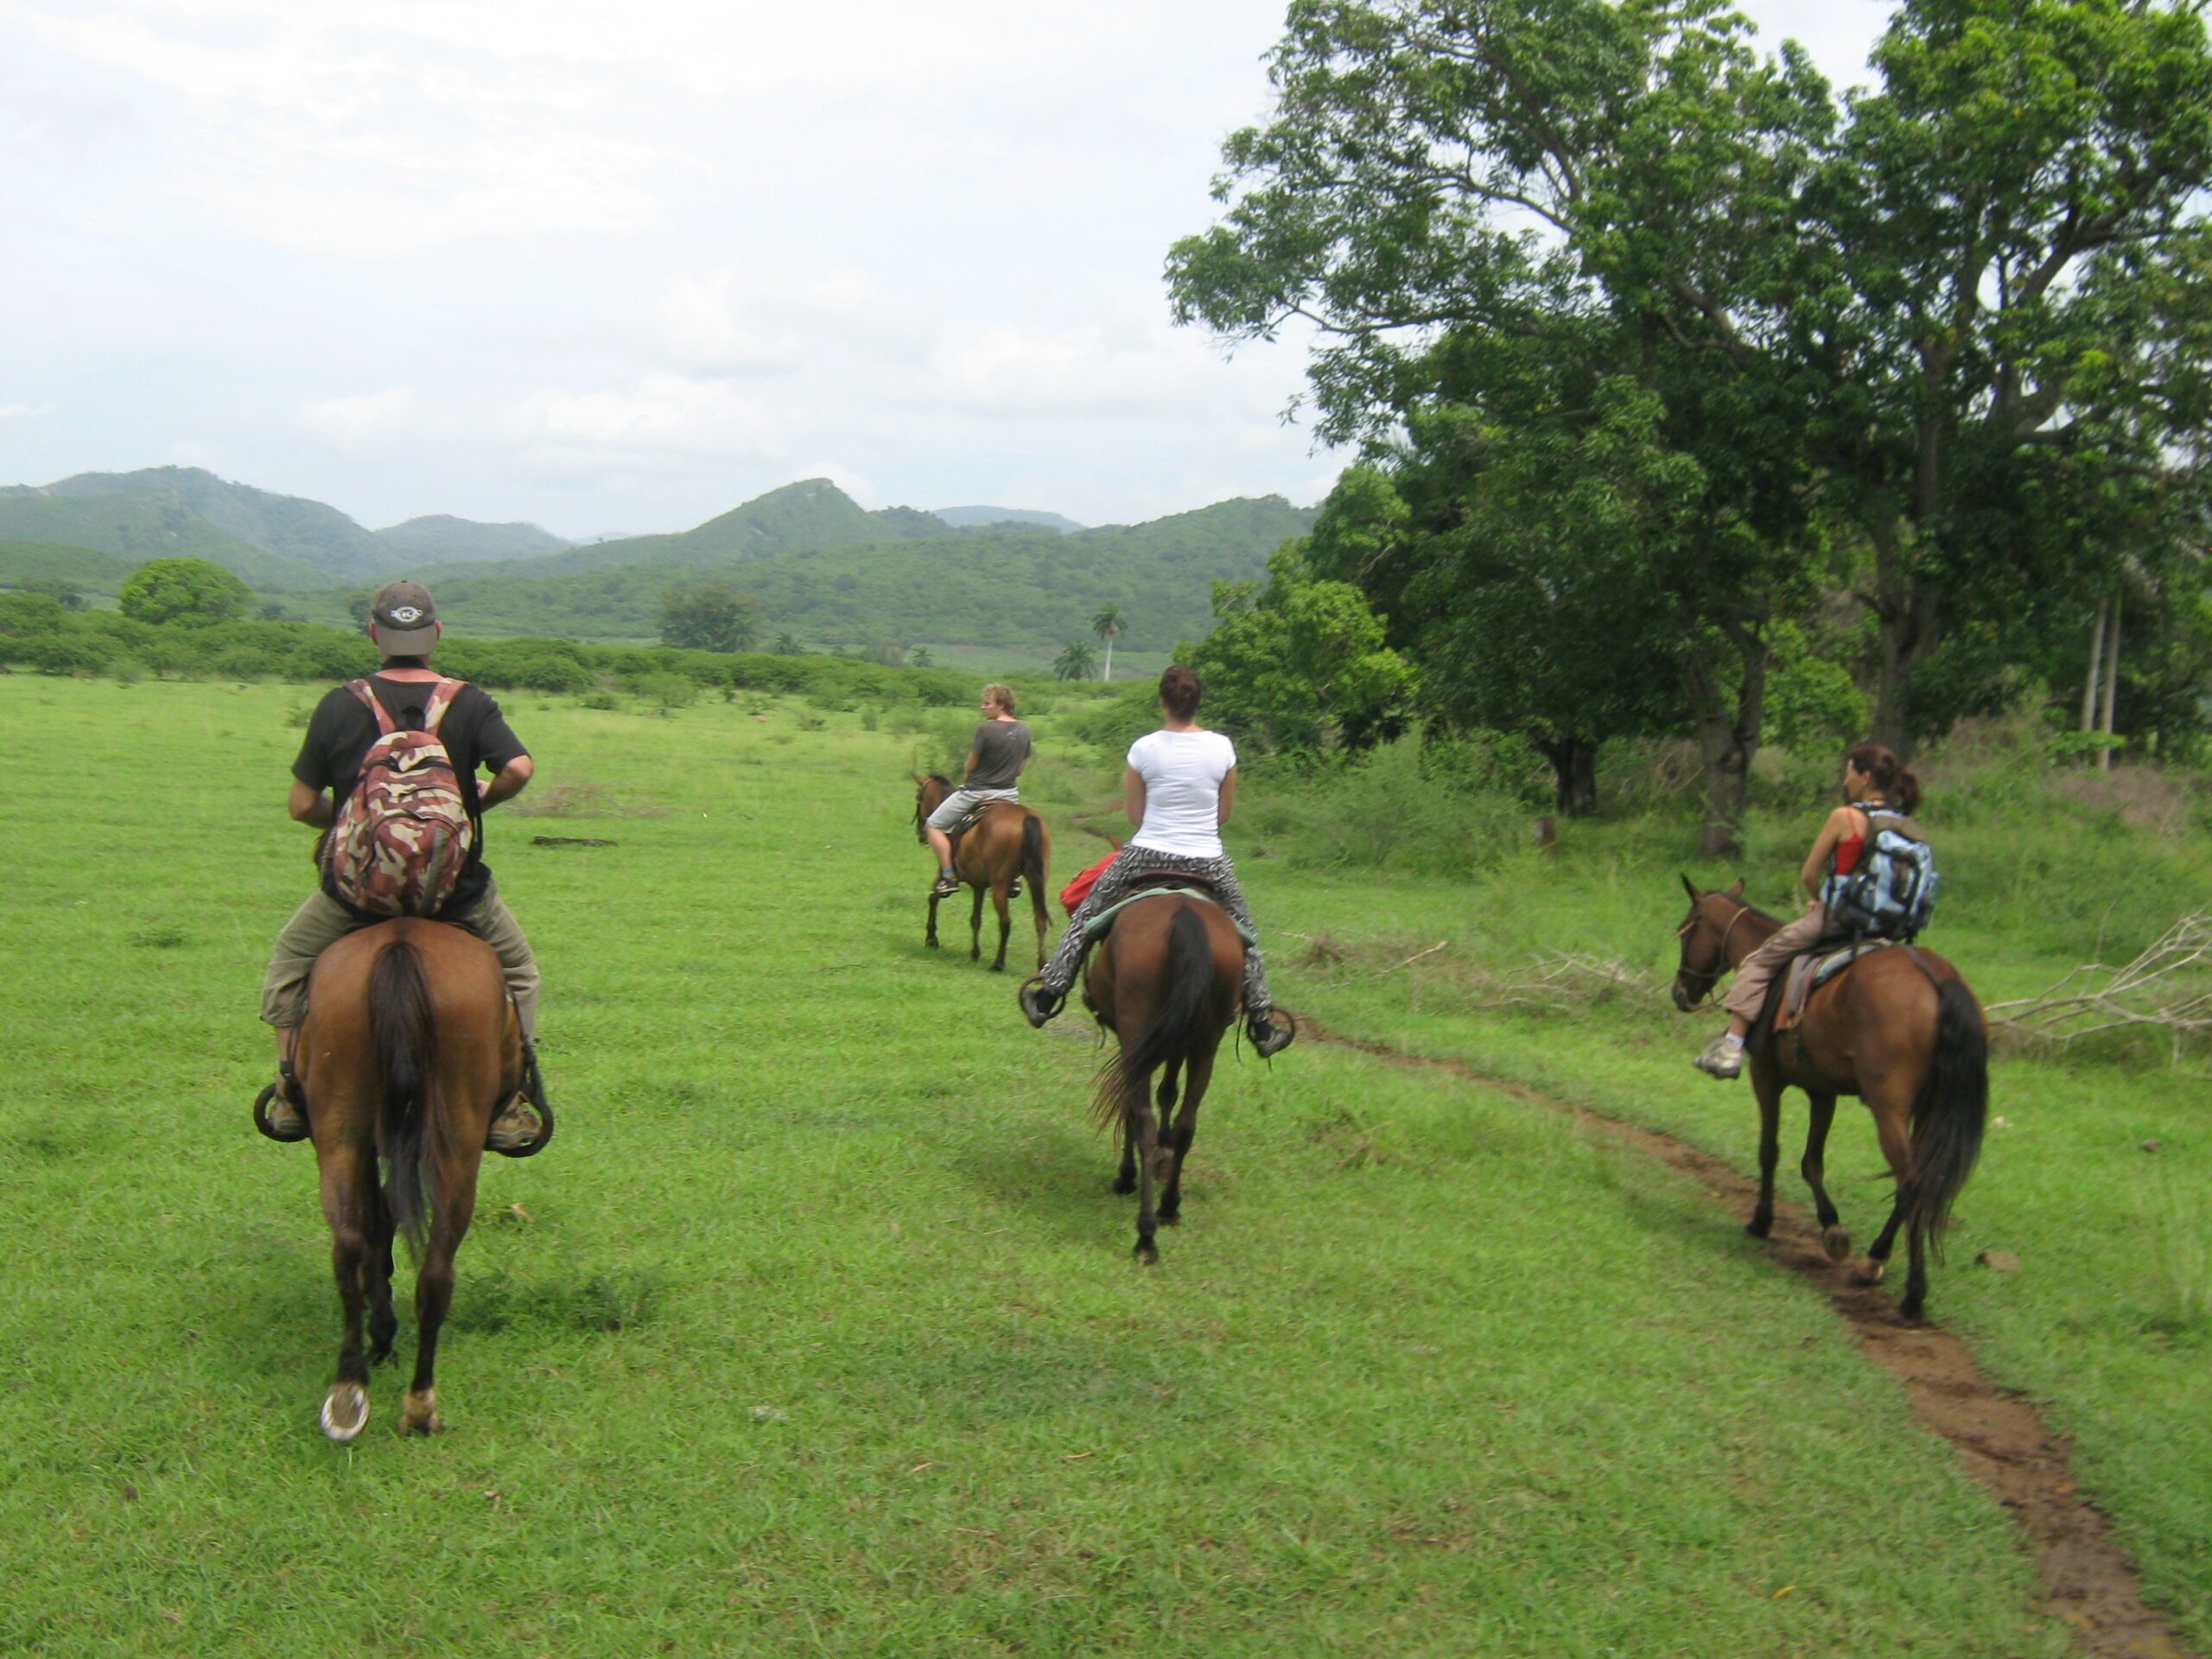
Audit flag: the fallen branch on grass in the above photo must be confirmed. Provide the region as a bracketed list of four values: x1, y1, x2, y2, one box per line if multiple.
[1985, 910, 2212, 1045]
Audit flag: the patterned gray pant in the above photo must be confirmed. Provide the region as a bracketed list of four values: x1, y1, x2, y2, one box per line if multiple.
[1039, 844, 1271, 1010]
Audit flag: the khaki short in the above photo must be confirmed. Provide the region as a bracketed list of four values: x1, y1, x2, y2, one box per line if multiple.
[260, 881, 540, 1039]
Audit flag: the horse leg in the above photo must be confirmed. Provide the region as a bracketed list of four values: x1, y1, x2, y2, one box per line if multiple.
[317, 1143, 377, 1441]
[1857, 1078, 1918, 1302]
[1800, 1092, 1849, 1262]
[1114, 1118, 1137, 1195]
[1032, 883, 1049, 970]
[989, 882, 1012, 973]
[365, 1185, 400, 1365]
[401, 1154, 482, 1436]
[925, 890, 941, 950]
[969, 885, 984, 963]
[1160, 1047, 1215, 1227]
[1150, 1059, 1184, 1205]
[1745, 1060, 1783, 1240]
[1130, 1063, 1162, 1265]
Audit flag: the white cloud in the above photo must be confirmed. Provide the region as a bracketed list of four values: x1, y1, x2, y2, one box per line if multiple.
[301, 387, 419, 454]
[0, 0, 1897, 534]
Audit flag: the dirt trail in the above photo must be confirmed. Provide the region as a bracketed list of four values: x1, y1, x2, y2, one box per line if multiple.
[1300, 1017, 2192, 1659]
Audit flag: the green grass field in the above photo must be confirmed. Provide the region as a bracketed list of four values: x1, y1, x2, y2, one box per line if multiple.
[0, 677, 2195, 1656]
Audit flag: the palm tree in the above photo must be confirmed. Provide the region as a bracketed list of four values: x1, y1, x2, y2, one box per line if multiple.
[1052, 639, 1097, 682]
[1090, 605, 1125, 682]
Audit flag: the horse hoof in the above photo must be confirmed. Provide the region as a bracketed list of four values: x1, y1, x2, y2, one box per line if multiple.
[1744, 1216, 1773, 1240]
[1111, 1174, 1136, 1195]
[1854, 1261, 1885, 1287]
[1821, 1227, 1853, 1262]
[1133, 1241, 1159, 1265]
[320, 1382, 369, 1442]
[1148, 1152, 1175, 1184]
[1159, 1210, 1181, 1228]
[399, 1388, 442, 1436]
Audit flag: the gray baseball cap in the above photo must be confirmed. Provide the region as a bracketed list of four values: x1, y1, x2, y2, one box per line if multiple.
[370, 580, 439, 655]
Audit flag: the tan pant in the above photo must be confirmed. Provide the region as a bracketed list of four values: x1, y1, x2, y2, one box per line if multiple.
[1722, 904, 1827, 1022]
[261, 882, 539, 1040]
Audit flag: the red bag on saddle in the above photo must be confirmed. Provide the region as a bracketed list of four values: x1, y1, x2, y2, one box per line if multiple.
[1061, 850, 1118, 916]
[322, 677, 475, 918]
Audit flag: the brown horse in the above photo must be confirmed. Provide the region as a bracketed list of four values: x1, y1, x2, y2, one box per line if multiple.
[1084, 888, 1246, 1262]
[912, 774, 1050, 972]
[1672, 878, 1988, 1321]
[296, 918, 524, 1439]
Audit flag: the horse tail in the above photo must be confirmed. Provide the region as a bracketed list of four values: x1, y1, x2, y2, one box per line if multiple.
[367, 932, 441, 1258]
[1020, 813, 1046, 911]
[1092, 903, 1216, 1132]
[1906, 974, 1988, 1260]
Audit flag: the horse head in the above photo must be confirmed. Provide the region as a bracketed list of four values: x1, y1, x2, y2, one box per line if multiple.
[1671, 875, 1745, 1011]
[912, 772, 951, 842]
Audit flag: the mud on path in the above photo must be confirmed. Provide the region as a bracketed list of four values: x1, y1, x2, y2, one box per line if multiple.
[1299, 1017, 2193, 1659]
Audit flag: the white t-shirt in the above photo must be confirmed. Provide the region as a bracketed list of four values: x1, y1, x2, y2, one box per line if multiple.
[1127, 728, 1237, 859]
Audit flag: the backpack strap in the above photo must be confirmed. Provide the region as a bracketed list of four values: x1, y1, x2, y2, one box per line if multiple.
[346, 677, 399, 737]
[420, 677, 467, 734]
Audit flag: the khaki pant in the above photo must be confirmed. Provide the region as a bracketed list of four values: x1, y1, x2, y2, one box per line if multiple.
[1721, 904, 1827, 1022]
[261, 882, 539, 1039]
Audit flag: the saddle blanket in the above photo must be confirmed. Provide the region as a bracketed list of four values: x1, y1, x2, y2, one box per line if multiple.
[1776, 938, 1896, 1033]
[1080, 886, 1257, 947]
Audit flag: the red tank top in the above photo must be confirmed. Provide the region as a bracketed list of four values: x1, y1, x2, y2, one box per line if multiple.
[1830, 806, 1878, 877]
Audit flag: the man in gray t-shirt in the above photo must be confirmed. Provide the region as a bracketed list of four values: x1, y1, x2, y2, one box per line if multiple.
[925, 682, 1033, 897]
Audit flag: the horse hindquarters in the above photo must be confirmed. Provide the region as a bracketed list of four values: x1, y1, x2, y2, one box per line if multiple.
[1096, 904, 1224, 1262]
[1895, 975, 1988, 1320]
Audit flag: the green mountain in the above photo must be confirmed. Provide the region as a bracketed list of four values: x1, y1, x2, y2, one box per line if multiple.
[933, 505, 1084, 533]
[0, 540, 140, 594]
[393, 496, 1315, 649]
[373, 516, 572, 565]
[0, 467, 574, 590]
[416, 478, 961, 583]
[0, 484, 331, 589]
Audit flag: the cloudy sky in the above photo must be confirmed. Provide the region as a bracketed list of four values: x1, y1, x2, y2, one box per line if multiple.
[0, 0, 1896, 538]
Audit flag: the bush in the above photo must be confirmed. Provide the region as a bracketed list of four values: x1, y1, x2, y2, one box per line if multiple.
[1248, 739, 1529, 876]
[21, 632, 116, 676]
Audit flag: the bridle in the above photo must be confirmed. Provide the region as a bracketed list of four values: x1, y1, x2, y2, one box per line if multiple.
[1675, 895, 1757, 1004]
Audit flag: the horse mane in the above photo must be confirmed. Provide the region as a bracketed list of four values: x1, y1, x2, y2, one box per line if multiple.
[926, 772, 952, 788]
[1716, 893, 1784, 928]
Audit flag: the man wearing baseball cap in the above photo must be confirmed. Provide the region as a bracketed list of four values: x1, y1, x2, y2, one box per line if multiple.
[252, 580, 549, 1153]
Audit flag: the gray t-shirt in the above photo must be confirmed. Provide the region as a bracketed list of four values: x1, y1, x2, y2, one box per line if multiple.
[969, 719, 1033, 790]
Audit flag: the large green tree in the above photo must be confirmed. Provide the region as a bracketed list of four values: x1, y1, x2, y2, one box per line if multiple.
[659, 583, 766, 653]
[1169, 0, 2212, 758]
[1182, 543, 1414, 755]
[1309, 382, 1712, 817]
[118, 558, 250, 628]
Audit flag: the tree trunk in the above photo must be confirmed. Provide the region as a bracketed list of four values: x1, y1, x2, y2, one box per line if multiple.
[1101, 636, 1114, 683]
[1682, 630, 1770, 860]
[2081, 596, 2107, 734]
[1535, 736, 1599, 818]
[1866, 516, 1941, 760]
[2100, 591, 2120, 772]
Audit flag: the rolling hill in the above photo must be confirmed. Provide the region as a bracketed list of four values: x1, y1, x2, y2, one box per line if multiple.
[372, 495, 1316, 650]
[0, 468, 574, 590]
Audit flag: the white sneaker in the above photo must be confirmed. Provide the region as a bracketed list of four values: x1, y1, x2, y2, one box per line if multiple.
[1693, 1035, 1745, 1079]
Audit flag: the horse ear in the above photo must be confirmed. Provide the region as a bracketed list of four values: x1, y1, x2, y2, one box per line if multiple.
[911, 772, 925, 785]
[1679, 874, 1700, 902]
[1726, 877, 1745, 897]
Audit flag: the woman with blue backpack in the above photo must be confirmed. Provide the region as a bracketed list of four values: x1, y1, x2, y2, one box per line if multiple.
[1694, 743, 1932, 1079]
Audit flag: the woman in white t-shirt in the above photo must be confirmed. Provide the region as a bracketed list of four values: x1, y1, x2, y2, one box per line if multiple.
[1020, 665, 1289, 1056]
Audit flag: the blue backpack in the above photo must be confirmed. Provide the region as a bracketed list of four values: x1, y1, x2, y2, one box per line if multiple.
[1822, 804, 1938, 941]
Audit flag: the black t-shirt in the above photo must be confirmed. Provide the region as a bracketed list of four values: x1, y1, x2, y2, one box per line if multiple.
[293, 674, 529, 917]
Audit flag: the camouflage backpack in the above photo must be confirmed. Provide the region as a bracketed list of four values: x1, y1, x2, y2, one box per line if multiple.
[322, 677, 475, 918]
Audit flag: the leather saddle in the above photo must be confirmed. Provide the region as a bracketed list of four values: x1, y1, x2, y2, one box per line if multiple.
[1772, 937, 1895, 1033]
